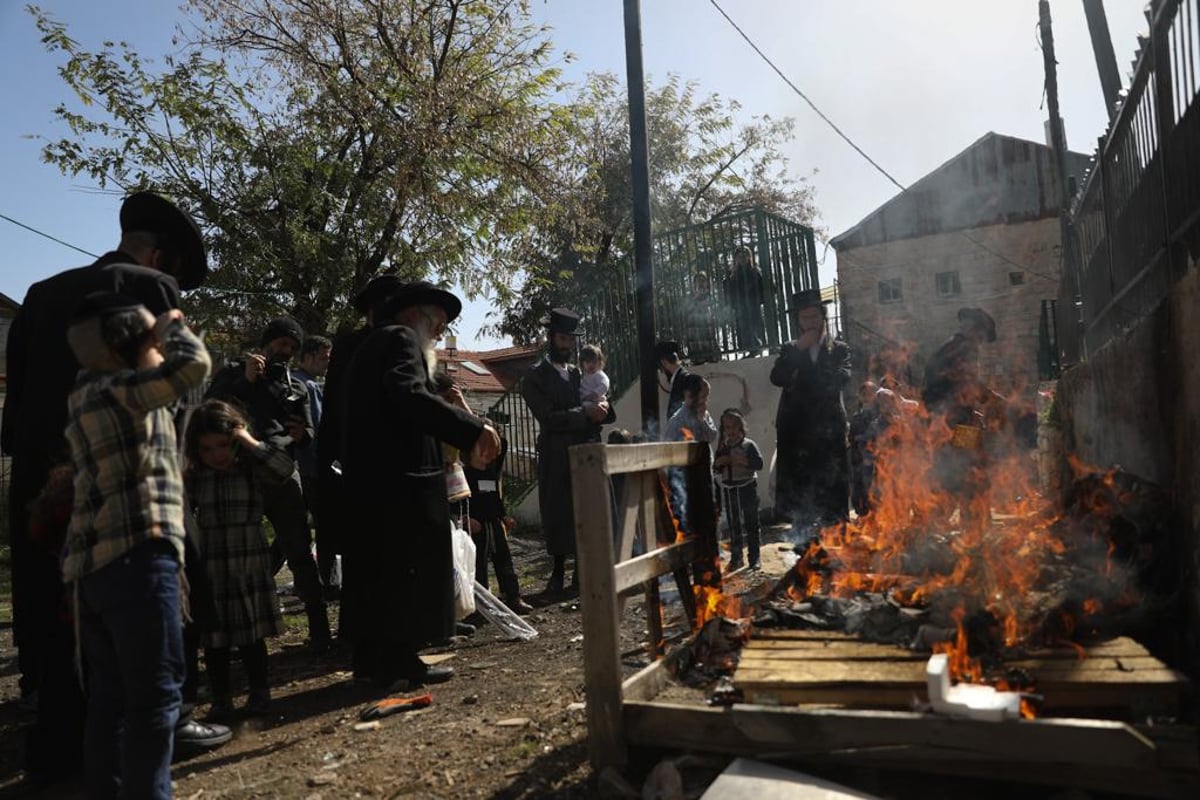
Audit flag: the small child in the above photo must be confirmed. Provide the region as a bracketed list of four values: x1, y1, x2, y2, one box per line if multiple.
[662, 373, 718, 444]
[185, 399, 294, 720]
[463, 433, 533, 614]
[62, 293, 211, 797]
[713, 409, 764, 571]
[578, 344, 610, 412]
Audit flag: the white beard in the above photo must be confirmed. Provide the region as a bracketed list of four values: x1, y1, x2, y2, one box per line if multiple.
[410, 317, 439, 375]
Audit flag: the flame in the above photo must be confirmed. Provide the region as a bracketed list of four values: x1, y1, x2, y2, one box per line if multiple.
[784, 386, 1140, 695]
[680, 427, 695, 442]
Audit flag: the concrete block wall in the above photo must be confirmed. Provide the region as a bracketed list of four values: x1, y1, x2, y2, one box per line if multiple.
[836, 217, 1062, 401]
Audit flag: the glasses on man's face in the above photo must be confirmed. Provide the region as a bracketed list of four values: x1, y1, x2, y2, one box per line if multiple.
[421, 309, 448, 338]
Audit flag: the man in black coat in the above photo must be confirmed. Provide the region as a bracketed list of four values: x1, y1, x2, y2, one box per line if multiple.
[315, 273, 404, 600]
[770, 290, 852, 535]
[521, 309, 614, 594]
[656, 339, 690, 422]
[205, 316, 331, 647]
[1, 191, 227, 783]
[340, 281, 499, 690]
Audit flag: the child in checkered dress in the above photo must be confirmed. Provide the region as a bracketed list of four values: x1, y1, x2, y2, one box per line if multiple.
[185, 400, 293, 719]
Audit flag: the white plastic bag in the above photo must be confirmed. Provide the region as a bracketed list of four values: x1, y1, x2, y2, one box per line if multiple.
[473, 581, 539, 641]
[451, 521, 477, 619]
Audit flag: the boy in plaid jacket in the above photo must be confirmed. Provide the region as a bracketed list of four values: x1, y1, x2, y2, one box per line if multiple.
[63, 292, 210, 799]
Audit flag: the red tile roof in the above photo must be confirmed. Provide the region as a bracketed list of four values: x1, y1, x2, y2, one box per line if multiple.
[435, 349, 507, 394]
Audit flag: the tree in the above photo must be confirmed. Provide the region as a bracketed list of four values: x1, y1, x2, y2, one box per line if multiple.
[31, 0, 571, 340]
[495, 72, 818, 344]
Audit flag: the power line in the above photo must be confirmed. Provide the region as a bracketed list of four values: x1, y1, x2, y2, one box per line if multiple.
[708, 0, 907, 192]
[0, 212, 98, 258]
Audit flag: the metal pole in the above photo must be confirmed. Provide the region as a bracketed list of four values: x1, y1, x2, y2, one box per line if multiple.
[1039, 0, 1082, 359]
[1081, 0, 1123, 120]
[623, 0, 659, 436]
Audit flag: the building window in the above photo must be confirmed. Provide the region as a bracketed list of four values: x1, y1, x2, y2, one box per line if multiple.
[1009, 271, 1026, 285]
[935, 271, 961, 297]
[877, 278, 902, 304]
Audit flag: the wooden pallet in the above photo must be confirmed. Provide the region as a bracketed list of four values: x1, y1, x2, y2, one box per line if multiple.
[734, 628, 1185, 714]
[734, 629, 1187, 716]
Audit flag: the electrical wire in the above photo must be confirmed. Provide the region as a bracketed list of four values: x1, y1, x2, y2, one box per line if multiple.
[0, 212, 98, 258]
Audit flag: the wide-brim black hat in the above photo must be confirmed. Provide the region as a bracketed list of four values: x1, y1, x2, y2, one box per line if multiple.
[543, 307, 584, 336]
[786, 289, 832, 313]
[352, 273, 404, 314]
[119, 191, 207, 291]
[654, 340, 680, 360]
[383, 280, 463, 323]
[958, 307, 997, 342]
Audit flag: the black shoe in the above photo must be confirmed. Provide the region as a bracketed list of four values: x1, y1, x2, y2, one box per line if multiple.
[505, 596, 535, 615]
[455, 621, 476, 636]
[175, 718, 233, 749]
[545, 569, 565, 594]
[383, 661, 455, 692]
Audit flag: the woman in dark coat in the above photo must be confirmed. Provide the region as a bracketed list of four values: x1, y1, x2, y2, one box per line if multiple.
[340, 282, 497, 689]
[521, 308, 614, 593]
[722, 245, 766, 357]
[770, 290, 851, 533]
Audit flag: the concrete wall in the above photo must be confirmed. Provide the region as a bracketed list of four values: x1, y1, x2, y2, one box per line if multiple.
[1057, 262, 1200, 676]
[513, 355, 790, 524]
[836, 217, 1061, 401]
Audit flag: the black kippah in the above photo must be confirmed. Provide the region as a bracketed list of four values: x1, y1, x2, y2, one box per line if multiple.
[71, 291, 144, 324]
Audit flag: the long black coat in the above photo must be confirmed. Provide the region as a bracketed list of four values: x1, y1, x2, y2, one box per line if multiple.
[340, 324, 483, 647]
[521, 359, 614, 556]
[770, 339, 852, 525]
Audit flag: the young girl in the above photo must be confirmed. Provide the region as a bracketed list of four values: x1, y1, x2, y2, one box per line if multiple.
[578, 344, 610, 414]
[185, 399, 294, 719]
[712, 409, 764, 571]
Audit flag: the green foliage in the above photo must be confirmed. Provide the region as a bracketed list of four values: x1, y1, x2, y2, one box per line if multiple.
[495, 72, 818, 344]
[30, 0, 569, 339]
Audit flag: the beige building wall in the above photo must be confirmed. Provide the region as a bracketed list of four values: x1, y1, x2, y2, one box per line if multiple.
[836, 216, 1062, 402]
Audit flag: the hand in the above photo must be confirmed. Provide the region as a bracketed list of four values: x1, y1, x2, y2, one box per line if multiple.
[468, 518, 482, 535]
[244, 353, 267, 383]
[502, 516, 517, 531]
[794, 328, 820, 351]
[231, 425, 259, 449]
[586, 401, 609, 423]
[153, 309, 185, 343]
[284, 415, 308, 444]
[730, 451, 748, 467]
[471, 424, 501, 466]
[443, 386, 472, 413]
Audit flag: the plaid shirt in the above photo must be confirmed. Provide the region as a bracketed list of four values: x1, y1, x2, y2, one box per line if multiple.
[62, 320, 212, 581]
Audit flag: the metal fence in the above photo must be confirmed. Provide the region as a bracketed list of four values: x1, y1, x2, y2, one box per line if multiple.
[1060, 0, 1200, 362]
[488, 206, 820, 501]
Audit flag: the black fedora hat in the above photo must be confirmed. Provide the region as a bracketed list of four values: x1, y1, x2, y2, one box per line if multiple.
[352, 273, 404, 314]
[786, 289, 832, 313]
[119, 191, 207, 291]
[381, 280, 463, 322]
[957, 307, 997, 342]
[543, 307, 584, 336]
[654, 340, 681, 360]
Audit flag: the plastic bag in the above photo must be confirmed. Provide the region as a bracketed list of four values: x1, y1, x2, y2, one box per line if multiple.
[451, 521, 477, 619]
[473, 581, 538, 641]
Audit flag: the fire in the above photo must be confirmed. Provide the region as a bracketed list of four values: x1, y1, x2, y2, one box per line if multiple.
[680, 427, 695, 441]
[783, 383, 1141, 698]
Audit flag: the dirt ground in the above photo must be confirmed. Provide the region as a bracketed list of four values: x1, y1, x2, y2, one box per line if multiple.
[0, 531, 753, 800]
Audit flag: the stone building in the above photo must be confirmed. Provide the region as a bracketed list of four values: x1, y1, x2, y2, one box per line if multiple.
[832, 132, 1091, 402]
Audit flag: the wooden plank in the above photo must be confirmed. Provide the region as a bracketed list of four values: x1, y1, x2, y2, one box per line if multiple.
[622, 701, 1160, 771]
[738, 651, 1167, 672]
[569, 444, 625, 772]
[614, 539, 698, 594]
[733, 663, 1185, 686]
[645, 577, 663, 660]
[602, 441, 705, 475]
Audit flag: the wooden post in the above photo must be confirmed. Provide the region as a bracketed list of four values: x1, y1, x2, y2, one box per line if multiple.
[570, 443, 626, 771]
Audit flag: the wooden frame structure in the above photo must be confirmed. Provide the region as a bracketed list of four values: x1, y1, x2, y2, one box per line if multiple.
[570, 441, 1200, 797]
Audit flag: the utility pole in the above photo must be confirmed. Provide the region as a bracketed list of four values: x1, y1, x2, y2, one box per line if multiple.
[623, 0, 659, 435]
[1039, 0, 1082, 361]
[1082, 0, 1123, 120]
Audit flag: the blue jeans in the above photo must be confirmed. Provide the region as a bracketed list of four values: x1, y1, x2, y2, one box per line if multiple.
[79, 538, 184, 799]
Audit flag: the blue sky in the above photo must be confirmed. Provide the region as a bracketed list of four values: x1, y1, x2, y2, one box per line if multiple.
[1, 1, 1149, 348]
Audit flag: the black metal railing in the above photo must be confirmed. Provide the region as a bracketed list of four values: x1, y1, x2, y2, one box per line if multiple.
[490, 206, 819, 507]
[1061, 0, 1200, 363]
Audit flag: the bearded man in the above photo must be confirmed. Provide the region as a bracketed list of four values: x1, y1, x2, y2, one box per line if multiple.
[340, 281, 500, 690]
[521, 309, 614, 594]
[770, 290, 851, 535]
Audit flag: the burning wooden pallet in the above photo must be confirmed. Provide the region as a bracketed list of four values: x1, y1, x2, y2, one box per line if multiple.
[734, 629, 1187, 716]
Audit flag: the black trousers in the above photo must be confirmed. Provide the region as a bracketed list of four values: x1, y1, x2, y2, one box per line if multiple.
[206, 639, 269, 699]
[261, 470, 326, 620]
[472, 518, 521, 599]
[8, 457, 59, 697]
[720, 482, 761, 564]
